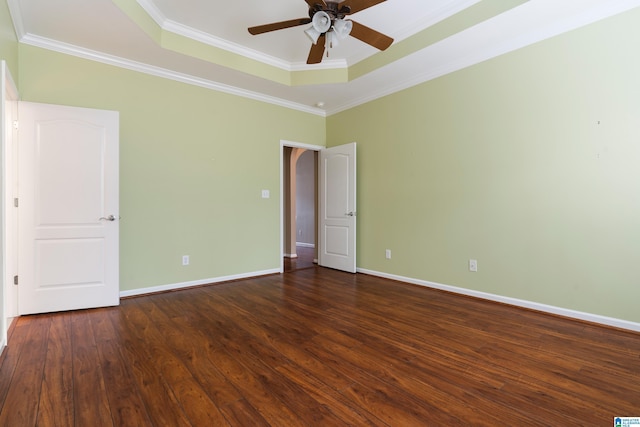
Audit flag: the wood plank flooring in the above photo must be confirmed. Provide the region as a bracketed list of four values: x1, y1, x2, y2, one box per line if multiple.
[284, 245, 316, 272]
[0, 267, 639, 426]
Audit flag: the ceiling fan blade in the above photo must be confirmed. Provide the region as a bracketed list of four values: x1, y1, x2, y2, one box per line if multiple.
[307, 34, 326, 64]
[340, 0, 386, 15]
[248, 18, 312, 35]
[349, 20, 393, 51]
[304, 0, 327, 8]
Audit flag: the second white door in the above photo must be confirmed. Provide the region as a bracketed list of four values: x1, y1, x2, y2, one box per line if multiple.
[318, 142, 356, 273]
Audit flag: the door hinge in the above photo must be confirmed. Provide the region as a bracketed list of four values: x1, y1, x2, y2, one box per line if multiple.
[12, 120, 18, 130]
[14, 198, 18, 208]
[13, 275, 18, 285]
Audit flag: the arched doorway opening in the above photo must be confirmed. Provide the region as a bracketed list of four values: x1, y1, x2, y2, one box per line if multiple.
[282, 146, 318, 272]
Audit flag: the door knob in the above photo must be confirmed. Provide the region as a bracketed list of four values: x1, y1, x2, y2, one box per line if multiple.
[99, 215, 116, 221]
[345, 211, 356, 217]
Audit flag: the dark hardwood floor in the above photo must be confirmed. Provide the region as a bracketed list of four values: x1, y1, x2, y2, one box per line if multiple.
[0, 267, 639, 426]
[283, 245, 316, 272]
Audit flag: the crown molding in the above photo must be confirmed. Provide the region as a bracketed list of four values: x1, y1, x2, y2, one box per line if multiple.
[326, 0, 640, 116]
[163, 19, 294, 71]
[18, 33, 326, 117]
[6, 0, 25, 39]
[162, 19, 349, 71]
[137, 0, 290, 70]
[10, 0, 640, 117]
[137, 0, 348, 72]
[124, 0, 515, 85]
[136, 0, 481, 70]
[135, 0, 168, 26]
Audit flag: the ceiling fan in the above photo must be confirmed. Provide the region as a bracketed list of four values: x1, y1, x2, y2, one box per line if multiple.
[248, 0, 393, 64]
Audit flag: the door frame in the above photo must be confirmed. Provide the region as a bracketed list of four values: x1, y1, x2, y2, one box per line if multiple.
[1, 61, 19, 349]
[279, 140, 324, 273]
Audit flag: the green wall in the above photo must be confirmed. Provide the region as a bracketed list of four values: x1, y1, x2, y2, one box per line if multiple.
[18, 45, 325, 291]
[0, 0, 17, 78]
[328, 9, 640, 323]
[4, 5, 640, 325]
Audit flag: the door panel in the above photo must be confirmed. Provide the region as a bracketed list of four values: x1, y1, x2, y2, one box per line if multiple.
[18, 102, 119, 314]
[319, 142, 356, 273]
[36, 239, 104, 287]
[37, 121, 105, 224]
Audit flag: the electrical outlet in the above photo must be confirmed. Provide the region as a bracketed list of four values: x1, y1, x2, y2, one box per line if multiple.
[469, 259, 477, 272]
[182, 255, 190, 266]
[385, 249, 391, 259]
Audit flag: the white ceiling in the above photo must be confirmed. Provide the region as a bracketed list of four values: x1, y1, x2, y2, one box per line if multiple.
[6, 0, 640, 115]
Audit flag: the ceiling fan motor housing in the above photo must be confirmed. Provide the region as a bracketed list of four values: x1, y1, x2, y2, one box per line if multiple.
[308, 1, 351, 22]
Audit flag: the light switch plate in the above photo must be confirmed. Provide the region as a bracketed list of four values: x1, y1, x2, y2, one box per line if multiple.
[261, 189, 270, 198]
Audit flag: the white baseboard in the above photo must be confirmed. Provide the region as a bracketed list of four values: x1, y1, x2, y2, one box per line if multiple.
[296, 242, 315, 248]
[284, 253, 298, 259]
[120, 268, 280, 298]
[357, 268, 640, 333]
[118, 265, 640, 333]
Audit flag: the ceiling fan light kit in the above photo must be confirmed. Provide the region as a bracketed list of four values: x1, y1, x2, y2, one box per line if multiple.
[248, 0, 393, 64]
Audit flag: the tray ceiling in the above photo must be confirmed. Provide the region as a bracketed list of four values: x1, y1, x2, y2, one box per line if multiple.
[7, 0, 640, 115]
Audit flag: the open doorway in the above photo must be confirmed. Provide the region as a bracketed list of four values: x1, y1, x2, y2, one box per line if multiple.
[280, 140, 357, 274]
[281, 142, 321, 272]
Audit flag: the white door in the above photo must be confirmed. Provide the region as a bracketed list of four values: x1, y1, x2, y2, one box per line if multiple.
[18, 102, 119, 315]
[318, 142, 356, 273]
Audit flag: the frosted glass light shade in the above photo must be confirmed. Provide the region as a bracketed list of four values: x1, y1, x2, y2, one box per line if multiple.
[305, 26, 322, 44]
[333, 19, 353, 39]
[311, 11, 331, 33]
